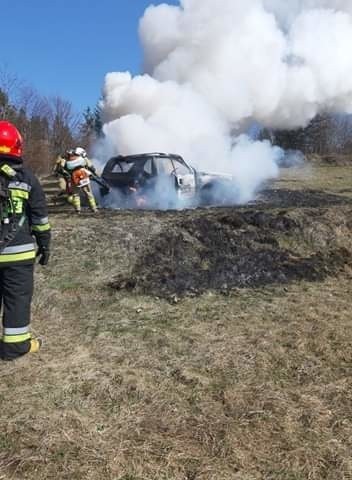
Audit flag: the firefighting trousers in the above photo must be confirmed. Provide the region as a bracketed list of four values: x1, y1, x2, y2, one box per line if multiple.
[0, 263, 34, 360]
[68, 185, 97, 212]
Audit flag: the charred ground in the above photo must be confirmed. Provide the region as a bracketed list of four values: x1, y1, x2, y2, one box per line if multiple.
[109, 205, 352, 298]
[106, 180, 352, 299]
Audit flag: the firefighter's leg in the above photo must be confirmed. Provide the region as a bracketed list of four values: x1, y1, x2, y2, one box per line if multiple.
[0, 264, 34, 360]
[84, 186, 98, 212]
[57, 178, 73, 206]
[66, 181, 74, 205]
[58, 177, 67, 193]
[71, 186, 81, 213]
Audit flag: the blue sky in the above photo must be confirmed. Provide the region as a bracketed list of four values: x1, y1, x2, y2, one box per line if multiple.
[1, 0, 179, 112]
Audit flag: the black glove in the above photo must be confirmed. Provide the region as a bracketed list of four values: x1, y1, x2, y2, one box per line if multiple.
[36, 246, 50, 266]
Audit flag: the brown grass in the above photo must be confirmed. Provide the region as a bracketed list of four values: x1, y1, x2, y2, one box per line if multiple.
[1, 165, 352, 479]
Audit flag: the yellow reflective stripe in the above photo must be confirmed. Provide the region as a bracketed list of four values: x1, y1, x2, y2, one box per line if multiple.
[31, 223, 51, 232]
[0, 163, 16, 177]
[0, 146, 11, 155]
[10, 189, 29, 200]
[0, 250, 35, 263]
[2, 333, 31, 343]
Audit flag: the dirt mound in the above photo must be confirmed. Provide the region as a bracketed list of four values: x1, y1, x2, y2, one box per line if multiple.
[110, 209, 352, 298]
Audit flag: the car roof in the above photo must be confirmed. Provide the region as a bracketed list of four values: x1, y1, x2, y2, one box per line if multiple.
[112, 152, 185, 162]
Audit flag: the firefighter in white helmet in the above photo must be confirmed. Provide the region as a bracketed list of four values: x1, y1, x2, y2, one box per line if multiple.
[63, 147, 98, 213]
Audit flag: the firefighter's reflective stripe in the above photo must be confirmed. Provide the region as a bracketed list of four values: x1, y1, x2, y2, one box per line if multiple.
[8, 184, 30, 214]
[0, 164, 16, 177]
[3, 325, 31, 344]
[32, 223, 51, 232]
[31, 215, 51, 233]
[32, 216, 49, 225]
[0, 147, 12, 156]
[0, 250, 36, 263]
[2, 243, 35, 254]
[4, 326, 30, 335]
[0, 251, 36, 263]
[2, 332, 31, 343]
[8, 181, 32, 192]
[10, 189, 29, 200]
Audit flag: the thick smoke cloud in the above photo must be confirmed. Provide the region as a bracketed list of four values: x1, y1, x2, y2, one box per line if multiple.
[99, 0, 352, 204]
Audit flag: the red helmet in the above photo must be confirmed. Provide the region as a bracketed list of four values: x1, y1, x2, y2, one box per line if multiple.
[0, 121, 23, 158]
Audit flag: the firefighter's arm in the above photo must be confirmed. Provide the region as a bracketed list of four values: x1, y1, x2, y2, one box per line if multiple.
[27, 172, 51, 265]
[86, 158, 97, 175]
[53, 158, 63, 174]
[56, 165, 70, 178]
[54, 158, 70, 178]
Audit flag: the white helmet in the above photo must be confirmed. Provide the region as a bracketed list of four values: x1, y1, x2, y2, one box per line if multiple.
[73, 147, 87, 158]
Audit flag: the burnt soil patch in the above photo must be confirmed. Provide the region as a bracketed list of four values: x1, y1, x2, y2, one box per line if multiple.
[110, 206, 352, 298]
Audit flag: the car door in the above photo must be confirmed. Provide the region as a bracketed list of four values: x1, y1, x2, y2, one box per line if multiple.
[151, 156, 179, 207]
[171, 158, 196, 199]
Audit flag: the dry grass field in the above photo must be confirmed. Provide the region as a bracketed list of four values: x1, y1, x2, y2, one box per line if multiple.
[1, 164, 352, 480]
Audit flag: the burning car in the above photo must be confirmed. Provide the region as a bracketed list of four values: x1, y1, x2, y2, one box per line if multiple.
[100, 152, 239, 208]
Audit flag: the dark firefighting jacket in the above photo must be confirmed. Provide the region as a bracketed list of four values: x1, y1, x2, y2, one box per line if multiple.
[0, 157, 51, 266]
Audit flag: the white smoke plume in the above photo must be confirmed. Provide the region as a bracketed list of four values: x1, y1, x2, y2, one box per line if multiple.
[98, 0, 352, 204]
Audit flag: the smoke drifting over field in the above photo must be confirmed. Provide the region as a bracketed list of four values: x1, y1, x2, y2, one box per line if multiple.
[99, 0, 352, 203]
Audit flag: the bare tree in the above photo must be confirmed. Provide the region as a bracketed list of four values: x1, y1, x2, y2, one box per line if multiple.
[0, 65, 22, 99]
[0, 65, 94, 173]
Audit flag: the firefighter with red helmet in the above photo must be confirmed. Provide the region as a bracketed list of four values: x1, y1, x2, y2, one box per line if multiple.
[0, 121, 51, 361]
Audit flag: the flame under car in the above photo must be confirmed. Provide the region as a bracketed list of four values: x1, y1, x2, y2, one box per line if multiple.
[100, 152, 238, 209]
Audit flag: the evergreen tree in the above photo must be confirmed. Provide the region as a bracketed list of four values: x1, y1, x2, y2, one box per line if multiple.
[79, 107, 95, 149]
[94, 104, 104, 138]
[78, 103, 104, 151]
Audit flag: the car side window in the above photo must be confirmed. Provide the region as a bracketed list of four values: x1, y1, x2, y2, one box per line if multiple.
[112, 163, 121, 173]
[154, 157, 175, 175]
[171, 159, 192, 175]
[113, 160, 142, 173]
[112, 161, 128, 173]
[143, 159, 153, 175]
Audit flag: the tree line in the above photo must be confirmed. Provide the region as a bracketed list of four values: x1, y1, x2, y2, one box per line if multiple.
[261, 113, 352, 156]
[0, 69, 102, 174]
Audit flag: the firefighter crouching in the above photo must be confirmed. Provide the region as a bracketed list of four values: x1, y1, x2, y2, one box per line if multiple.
[59, 147, 98, 213]
[0, 121, 51, 361]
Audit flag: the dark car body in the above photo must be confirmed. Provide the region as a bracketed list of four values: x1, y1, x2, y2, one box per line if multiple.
[101, 152, 238, 208]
